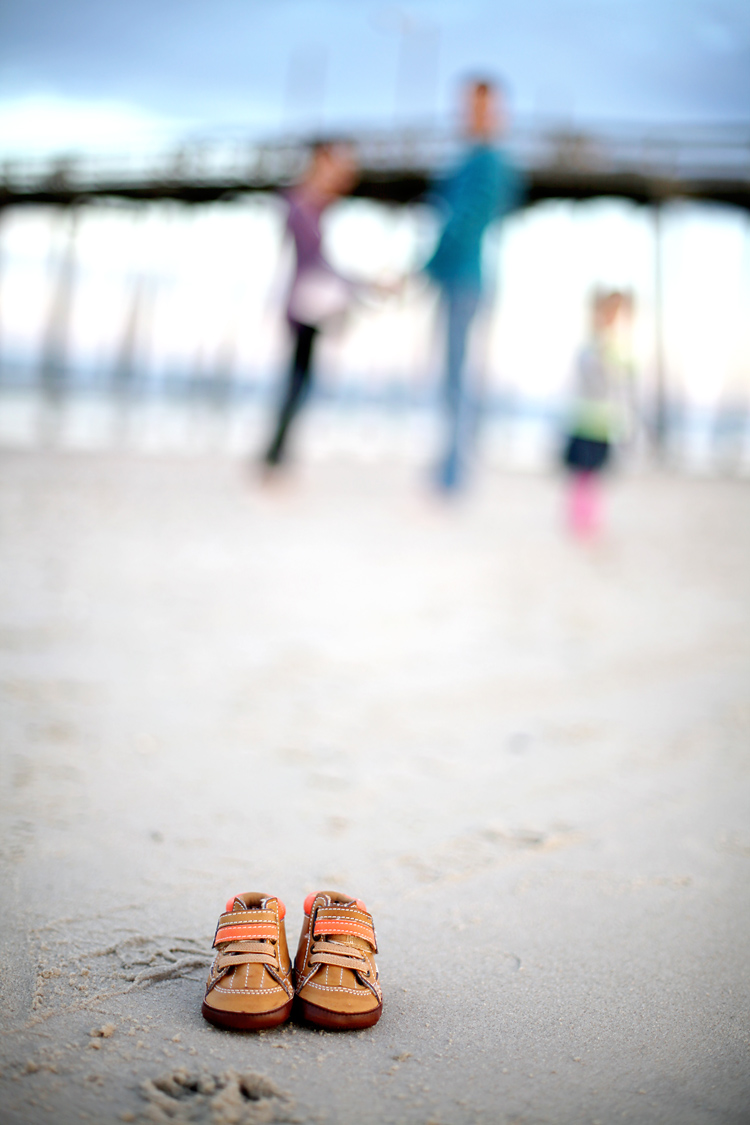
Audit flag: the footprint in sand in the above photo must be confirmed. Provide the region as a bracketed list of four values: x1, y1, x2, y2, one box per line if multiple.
[139, 1067, 295, 1124]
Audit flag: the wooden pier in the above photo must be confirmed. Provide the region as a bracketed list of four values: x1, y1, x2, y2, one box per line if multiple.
[2, 120, 749, 212]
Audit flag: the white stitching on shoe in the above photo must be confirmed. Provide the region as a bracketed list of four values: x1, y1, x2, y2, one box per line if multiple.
[304, 981, 378, 997]
[210, 983, 286, 995]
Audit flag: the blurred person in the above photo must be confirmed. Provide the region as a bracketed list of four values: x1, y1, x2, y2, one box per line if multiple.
[261, 140, 358, 470]
[425, 77, 523, 492]
[562, 289, 635, 537]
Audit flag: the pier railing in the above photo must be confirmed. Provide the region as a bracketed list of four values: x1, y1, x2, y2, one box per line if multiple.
[2, 119, 749, 210]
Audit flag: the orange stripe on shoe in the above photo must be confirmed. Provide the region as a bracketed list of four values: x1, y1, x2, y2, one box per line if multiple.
[213, 923, 278, 945]
[312, 918, 376, 945]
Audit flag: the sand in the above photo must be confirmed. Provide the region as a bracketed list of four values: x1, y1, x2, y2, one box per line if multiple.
[0, 449, 749, 1125]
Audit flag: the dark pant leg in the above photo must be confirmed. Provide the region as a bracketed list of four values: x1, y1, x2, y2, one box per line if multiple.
[264, 323, 317, 465]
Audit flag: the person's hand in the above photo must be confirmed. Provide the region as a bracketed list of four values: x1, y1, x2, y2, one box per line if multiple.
[372, 274, 406, 297]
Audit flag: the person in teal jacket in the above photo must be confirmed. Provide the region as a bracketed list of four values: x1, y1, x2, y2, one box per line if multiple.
[426, 78, 523, 491]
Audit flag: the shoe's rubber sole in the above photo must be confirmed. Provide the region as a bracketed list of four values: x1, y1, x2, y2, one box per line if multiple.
[201, 997, 293, 1031]
[295, 997, 382, 1030]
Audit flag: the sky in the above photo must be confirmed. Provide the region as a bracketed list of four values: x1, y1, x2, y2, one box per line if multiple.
[1, 0, 749, 154]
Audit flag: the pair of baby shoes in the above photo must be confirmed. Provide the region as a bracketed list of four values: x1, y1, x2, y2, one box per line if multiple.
[201, 890, 382, 1031]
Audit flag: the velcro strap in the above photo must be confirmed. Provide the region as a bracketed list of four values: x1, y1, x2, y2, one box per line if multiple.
[214, 922, 278, 946]
[313, 909, 377, 949]
[217, 910, 277, 927]
[315, 906, 372, 927]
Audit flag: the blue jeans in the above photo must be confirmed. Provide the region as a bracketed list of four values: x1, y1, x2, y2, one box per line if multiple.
[437, 285, 481, 491]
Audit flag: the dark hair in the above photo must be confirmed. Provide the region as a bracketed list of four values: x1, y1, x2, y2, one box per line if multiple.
[464, 75, 505, 96]
[461, 74, 508, 104]
[309, 135, 354, 157]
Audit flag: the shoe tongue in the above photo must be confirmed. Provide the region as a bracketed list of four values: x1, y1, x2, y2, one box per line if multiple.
[230, 894, 267, 912]
[328, 894, 357, 907]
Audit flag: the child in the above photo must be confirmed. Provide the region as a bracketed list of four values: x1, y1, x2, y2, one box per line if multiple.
[563, 289, 634, 536]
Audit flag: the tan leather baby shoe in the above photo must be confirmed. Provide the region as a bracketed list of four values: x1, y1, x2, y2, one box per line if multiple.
[294, 891, 382, 1030]
[202, 893, 294, 1030]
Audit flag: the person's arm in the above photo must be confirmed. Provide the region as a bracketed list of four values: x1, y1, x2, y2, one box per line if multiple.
[497, 155, 525, 216]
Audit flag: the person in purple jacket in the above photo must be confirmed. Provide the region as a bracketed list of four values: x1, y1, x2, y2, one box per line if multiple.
[262, 140, 357, 469]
